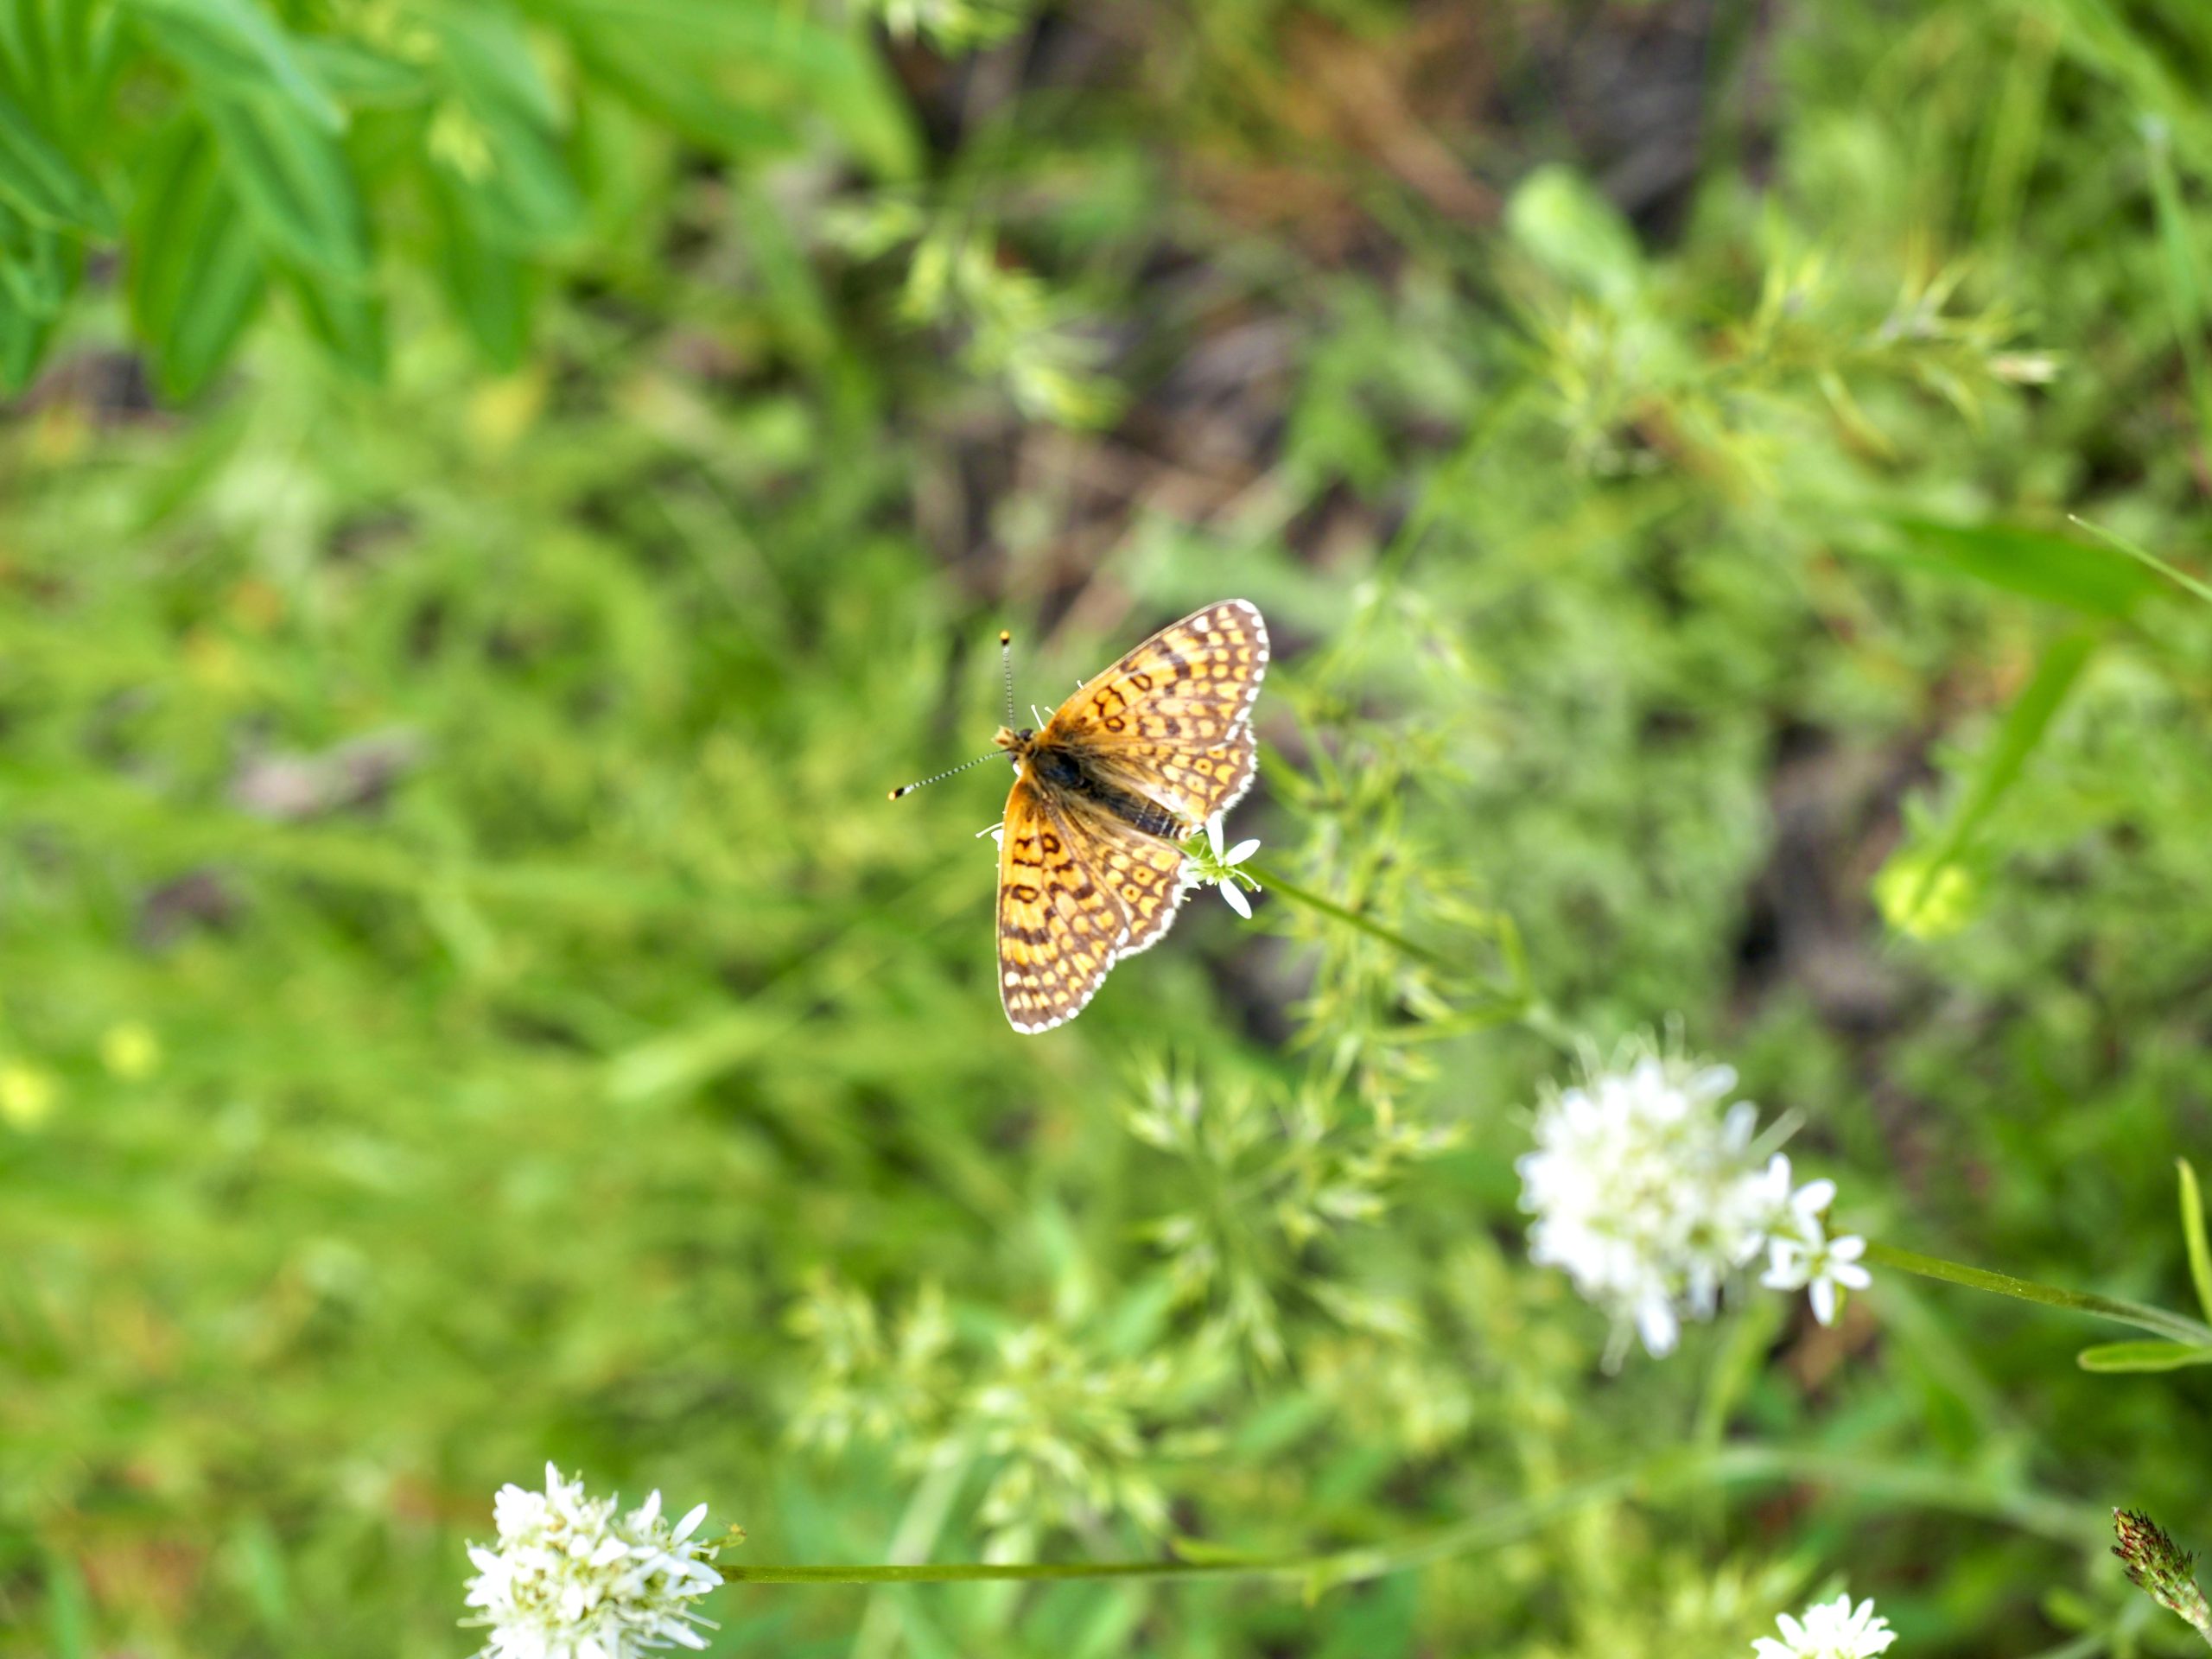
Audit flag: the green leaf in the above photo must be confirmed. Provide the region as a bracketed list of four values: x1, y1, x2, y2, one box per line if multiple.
[1866, 518, 2158, 619]
[202, 90, 371, 276]
[44, 1553, 90, 1659]
[1505, 164, 1645, 303]
[0, 85, 113, 233]
[0, 271, 58, 390]
[1878, 629, 2096, 938]
[2180, 1160, 2212, 1327]
[429, 169, 537, 369]
[565, 24, 793, 157]
[2076, 1341, 2212, 1373]
[2143, 118, 2212, 450]
[549, 0, 918, 175]
[431, 2, 583, 247]
[0, 199, 73, 317]
[294, 38, 435, 107]
[2070, 513, 2212, 608]
[124, 0, 341, 129]
[283, 262, 385, 380]
[126, 124, 267, 399]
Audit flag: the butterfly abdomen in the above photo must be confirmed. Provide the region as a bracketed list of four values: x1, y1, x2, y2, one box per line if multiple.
[1028, 742, 1185, 840]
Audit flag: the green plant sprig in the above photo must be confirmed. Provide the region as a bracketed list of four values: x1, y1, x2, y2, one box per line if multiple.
[718, 1440, 2101, 1592]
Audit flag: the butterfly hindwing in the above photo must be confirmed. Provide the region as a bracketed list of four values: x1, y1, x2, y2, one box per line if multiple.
[996, 774, 1130, 1033]
[1047, 789, 1193, 958]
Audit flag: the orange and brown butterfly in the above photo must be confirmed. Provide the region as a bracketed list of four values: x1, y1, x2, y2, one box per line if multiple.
[892, 599, 1270, 1033]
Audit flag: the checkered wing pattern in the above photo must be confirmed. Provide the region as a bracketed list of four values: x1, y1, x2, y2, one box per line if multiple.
[1041, 598, 1268, 826]
[1048, 791, 1192, 959]
[995, 774, 1130, 1033]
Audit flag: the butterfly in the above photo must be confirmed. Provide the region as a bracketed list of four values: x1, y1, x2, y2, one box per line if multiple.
[990, 599, 1268, 1031]
[893, 600, 1270, 1033]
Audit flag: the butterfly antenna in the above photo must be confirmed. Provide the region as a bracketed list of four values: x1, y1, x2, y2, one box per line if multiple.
[999, 628, 1016, 728]
[888, 749, 1001, 800]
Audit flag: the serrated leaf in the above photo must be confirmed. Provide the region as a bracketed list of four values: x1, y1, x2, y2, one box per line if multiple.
[2076, 1340, 2212, 1372]
[202, 90, 371, 277]
[126, 123, 266, 399]
[124, 0, 341, 129]
[0, 86, 113, 233]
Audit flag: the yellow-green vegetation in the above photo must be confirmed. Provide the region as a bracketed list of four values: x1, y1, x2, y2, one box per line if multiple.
[7, 1, 2212, 1655]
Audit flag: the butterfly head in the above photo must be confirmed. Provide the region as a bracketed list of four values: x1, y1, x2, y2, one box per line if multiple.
[993, 725, 1036, 765]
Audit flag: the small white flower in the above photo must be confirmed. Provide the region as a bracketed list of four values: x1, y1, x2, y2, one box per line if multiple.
[1752, 1592, 1897, 1657]
[1179, 814, 1261, 918]
[1517, 1049, 1871, 1361]
[462, 1464, 721, 1659]
[1763, 1229, 1872, 1326]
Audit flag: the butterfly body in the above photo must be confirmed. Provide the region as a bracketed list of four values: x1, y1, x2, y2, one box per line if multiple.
[991, 599, 1269, 1033]
[995, 727, 1189, 840]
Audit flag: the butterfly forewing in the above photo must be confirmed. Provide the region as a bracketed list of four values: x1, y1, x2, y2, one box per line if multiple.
[996, 774, 1131, 1033]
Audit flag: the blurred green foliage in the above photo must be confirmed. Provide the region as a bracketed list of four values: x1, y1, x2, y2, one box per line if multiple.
[9, 0, 2212, 1656]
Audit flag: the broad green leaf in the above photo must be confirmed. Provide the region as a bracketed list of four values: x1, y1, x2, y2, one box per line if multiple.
[295, 38, 435, 106]
[431, 2, 582, 246]
[2180, 1160, 2212, 1327]
[124, 0, 341, 129]
[0, 0, 123, 135]
[2076, 1340, 2212, 1372]
[0, 86, 112, 233]
[202, 90, 371, 276]
[1866, 518, 2158, 618]
[429, 169, 537, 369]
[127, 124, 266, 399]
[283, 262, 385, 380]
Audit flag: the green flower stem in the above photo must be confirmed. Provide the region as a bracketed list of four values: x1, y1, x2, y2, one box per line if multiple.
[1238, 860, 1573, 1052]
[1865, 1241, 2212, 1347]
[1240, 861, 1451, 969]
[718, 1441, 2097, 1590]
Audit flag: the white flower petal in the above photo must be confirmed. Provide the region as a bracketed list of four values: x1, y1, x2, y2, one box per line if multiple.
[1221, 881, 1252, 919]
[1808, 1275, 1839, 1325]
[1223, 837, 1261, 865]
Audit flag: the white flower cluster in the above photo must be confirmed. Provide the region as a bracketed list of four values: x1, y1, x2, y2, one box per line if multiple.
[1753, 1592, 1897, 1658]
[1517, 1055, 1868, 1361]
[462, 1465, 721, 1659]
